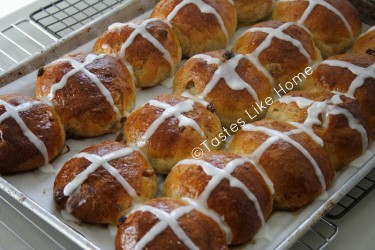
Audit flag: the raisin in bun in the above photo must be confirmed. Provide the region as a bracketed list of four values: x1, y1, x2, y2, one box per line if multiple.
[352, 25, 375, 56]
[36, 52, 135, 138]
[273, 0, 362, 58]
[163, 151, 273, 245]
[151, 0, 237, 57]
[173, 49, 273, 127]
[93, 18, 181, 88]
[115, 197, 227, 250]
[234, 0, 274, 24]
[0, 95, 65, 174]
[305, 53, 375, 137]
[54, 141, 157, 225]
[233, 20, 321, 89]
[266, 91, 372, 169]
[228, 120, 335, 210]
[123, 94, 223, 174]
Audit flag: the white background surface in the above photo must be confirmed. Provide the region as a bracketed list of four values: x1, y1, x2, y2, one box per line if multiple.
[1, 0, 37, 19]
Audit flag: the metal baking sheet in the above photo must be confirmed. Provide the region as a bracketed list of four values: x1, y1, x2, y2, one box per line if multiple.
[0, 2, 375, 249]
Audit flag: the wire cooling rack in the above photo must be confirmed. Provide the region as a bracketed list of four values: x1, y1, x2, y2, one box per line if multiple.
[30, 0, 126, 38]
[326, 168, 375, 219]
[291, 217, 338, 250]
[0, 0, 126, 74]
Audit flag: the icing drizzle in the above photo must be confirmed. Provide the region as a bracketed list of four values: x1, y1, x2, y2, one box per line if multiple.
[280, 0, 353, 38]
[177, 157, 274, 243]
[129, 156, 270, 247]
[185, 21, 313, 101]
[321, 59, 375, 98]
[137, 99, 205, 147]
[133, 205, 198, 250]
[192, 54, 261, 102]
[242, 123, 327, 190]
[43, 54, 122, 123]
[108, 18, 175, 80]
[63, 147, 139, 201]
[166, 0, 229, 41]
[0, 100, 49, 165]
[278, 94, 369, 153]
[240, 22, 313, 87]
[178, 158, 266, 224]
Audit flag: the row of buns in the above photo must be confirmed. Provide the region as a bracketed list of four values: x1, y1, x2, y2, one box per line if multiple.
[0, 0, 374, 249]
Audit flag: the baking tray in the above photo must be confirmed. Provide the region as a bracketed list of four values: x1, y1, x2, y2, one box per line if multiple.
[1, 1, 375, 249]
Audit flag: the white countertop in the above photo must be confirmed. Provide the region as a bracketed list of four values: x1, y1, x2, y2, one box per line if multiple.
[0, 0, 37, 19]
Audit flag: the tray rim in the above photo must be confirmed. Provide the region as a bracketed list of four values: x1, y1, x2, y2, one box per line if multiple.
[0, 0, 158, 86]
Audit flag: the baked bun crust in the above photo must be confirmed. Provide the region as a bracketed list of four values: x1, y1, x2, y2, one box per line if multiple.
[93, 18, 181, 88]
[115, 197, 227, 250]
[124, 94, 223, 174]
[233, 20, 321, 88]
[54, 141, 157, 225]
[173, 49, 273, 127]
[234, 0, 273, 24]
[151, 0, 237, 57]
[305, 53, 375, 137]
[163, 151, 273, 245]
[35, 52, 135, 137]
[266, 91, 372, 169]
[353, 26, 375, 56]
[228, 120, 335, 210]
[273, 0, 362, 58]
[0, 95, 65, 174]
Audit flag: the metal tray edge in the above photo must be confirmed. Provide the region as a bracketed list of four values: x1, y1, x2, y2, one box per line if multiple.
[0, 0, 158, 86]
[276, 155, 375, 250]
[0, 177, 98, 249]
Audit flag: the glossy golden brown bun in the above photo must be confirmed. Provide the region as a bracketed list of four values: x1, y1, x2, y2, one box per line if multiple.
[0, 95, 65, 174]
[123, 94, 223, 174]
[115, 197, 228, 250]
[352, 26, 375, 56]
[228, 120, 335, 210]
[233, 20, 321, 88]
[163, 151, 273, 245]
[151, 0, 237, 57]
[35, 52, 135, 137]
[54, 141, 157, 225]
[234, 0, 274, 24]
[93, 18, 181, 88]
[266, 91, 372, 169]
[272, 0, 362, 58]
[173, 49, 273, 127]
[304, 53, 375, 137]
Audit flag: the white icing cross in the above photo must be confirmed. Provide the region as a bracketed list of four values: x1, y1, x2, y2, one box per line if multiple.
[177, 157, 269, 235]
[0, 100, 49, 165]
[358, 25, 375, 38]
[182, 197, 232, 243]
[278, 94, 369, 152]
[108, 18, 175, 80]
[279, 0, 354, 38]
[63, 147, 139, 200]
[137, 99, 205, 147]
[166, 0, 229, 41]
[192, 54, 261, 102]
[321, 60, 375, 98]
[241, 22, 313, 86]
[43, 54, 122, 123]
[242, 123, 327, 191]
[133, 205, 198, 250]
